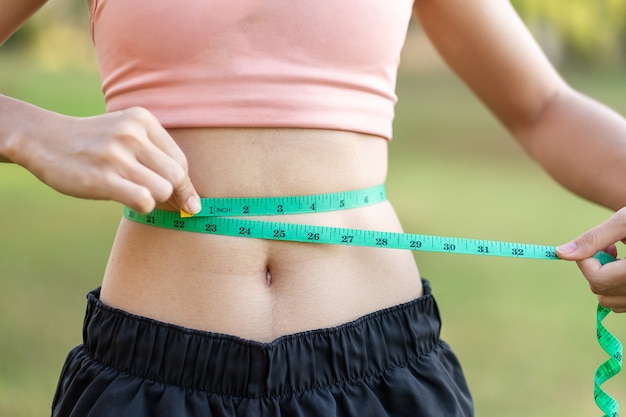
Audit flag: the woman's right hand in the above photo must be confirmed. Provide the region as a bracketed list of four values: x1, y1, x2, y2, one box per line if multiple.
[5, 105, 201, 214]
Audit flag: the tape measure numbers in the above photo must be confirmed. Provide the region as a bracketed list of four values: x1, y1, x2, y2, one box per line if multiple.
[179, 184, 388, 218]
[126, 210, 559, 259]
[124, 184, 557, 260]
[123, 184, 622, 415]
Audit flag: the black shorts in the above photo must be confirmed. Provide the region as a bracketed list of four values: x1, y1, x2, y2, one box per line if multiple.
[51, 280, 473, 417]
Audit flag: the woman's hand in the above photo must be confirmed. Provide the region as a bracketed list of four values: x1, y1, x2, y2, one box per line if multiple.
[557, 208, 626, 312]
[6, 105, 201, 214]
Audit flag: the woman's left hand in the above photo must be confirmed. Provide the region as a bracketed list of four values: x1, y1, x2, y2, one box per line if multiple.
[557, 208, 626, 312]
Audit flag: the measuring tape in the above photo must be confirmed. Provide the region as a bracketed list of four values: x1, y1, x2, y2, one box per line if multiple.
[594, 252, 622, 417]
[123, 184, 557, 260]
[123, 184, 622, 415]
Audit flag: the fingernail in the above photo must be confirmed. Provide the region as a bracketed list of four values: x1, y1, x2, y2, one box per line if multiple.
[556, 241, 577, 254]
[186, 196, 202, 214]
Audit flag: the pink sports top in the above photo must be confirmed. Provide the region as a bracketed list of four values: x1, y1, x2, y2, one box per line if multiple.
[90, 0, 414, 140]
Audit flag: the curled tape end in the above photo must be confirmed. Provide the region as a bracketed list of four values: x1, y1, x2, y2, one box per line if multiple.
[593, 251, 622, 417]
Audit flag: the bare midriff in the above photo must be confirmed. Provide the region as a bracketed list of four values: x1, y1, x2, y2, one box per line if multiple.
[101, 128, 422, 342]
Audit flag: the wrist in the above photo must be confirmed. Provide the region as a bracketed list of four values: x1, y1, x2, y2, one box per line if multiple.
[0, 121, 34, 165]
[0, 99, 64, 167]
[0, 95, 39, 164]
[0, 130, 19, 163]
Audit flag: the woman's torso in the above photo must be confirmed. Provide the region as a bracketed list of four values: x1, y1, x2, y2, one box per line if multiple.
[101, 128, 422, 342]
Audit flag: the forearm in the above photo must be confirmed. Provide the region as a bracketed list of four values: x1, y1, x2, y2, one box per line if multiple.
[517, 86, 626, 211]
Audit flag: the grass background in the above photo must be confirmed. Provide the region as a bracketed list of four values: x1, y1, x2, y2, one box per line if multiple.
[1, 53, 626, 416]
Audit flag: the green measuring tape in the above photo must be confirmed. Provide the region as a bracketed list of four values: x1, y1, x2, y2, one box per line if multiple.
[124, 184, 557, 259]
[594, 251, 622, 417]
[123, 184, 622, 415]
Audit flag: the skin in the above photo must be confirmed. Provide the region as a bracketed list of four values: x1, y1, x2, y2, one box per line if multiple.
[2, 0, 626, 341]
[557, 212, 626, 313]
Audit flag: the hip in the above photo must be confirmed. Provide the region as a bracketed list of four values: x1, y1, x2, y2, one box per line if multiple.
[53, 281, 473, 417]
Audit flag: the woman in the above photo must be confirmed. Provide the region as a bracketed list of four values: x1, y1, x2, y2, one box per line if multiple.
[2, 1, 626, 416]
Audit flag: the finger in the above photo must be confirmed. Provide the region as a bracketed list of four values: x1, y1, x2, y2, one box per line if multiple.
[122, 158, 176, 204]
[597, 294, 626, 312]
[77, 133, 167, 213]
[133, 143, 202, 213]
[89, 138, 176, 205]
[169, 174, 202, 215]
[606, 243, 618, 259]
[98, 174, 157, 214]
[556, 207, 626, 260]
[577, 257, 626, 296]
[126, 107, 188, 169]
[126, 108, 201, 214]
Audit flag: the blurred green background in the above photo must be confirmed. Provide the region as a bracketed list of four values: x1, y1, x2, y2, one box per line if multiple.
[1, 1, 626, 417]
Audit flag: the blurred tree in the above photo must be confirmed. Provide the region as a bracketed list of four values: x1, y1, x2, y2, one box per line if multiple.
[3, 0, 87, 47]
[511, 0, 626, 66]
[1, 0, 95, 70]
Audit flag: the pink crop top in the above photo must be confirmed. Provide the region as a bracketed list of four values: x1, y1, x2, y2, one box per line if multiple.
[90, 0, 414, 140]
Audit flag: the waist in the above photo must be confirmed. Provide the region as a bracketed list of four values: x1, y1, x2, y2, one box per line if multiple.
[101, 127, 422, 342]
[160, 127, 389, 201]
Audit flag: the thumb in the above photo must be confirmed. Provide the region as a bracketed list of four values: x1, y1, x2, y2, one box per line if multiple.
[556, 208, 626, 260]
[170, 175, 202, 215]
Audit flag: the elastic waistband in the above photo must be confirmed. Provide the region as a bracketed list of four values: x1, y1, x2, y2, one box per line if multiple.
[82, 280, 441, 399]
